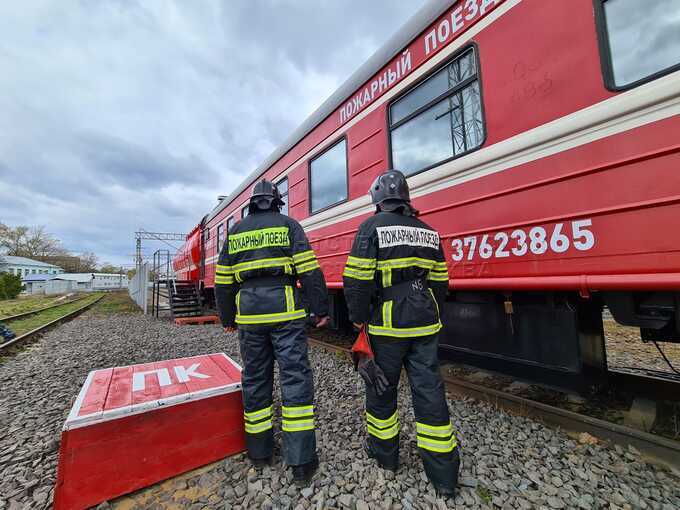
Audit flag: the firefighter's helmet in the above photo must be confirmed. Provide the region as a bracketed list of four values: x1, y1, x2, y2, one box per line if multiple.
[249, 179, 285, 211]
[369, 169, 414, 213]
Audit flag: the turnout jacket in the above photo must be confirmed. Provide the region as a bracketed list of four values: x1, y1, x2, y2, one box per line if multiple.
[215, 210, 329, 328]
[343, 211, 448, 338]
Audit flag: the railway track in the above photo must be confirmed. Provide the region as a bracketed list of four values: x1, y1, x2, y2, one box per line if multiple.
[0, 294, 91, 322]
[307, 335, 680, 472]
[0, 294, 105, 353]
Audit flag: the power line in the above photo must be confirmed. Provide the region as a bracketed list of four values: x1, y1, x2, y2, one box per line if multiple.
[134, 229, 186, 267]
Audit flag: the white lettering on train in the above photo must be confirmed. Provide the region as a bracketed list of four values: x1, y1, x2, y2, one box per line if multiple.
[450, 220, 596, 262]
[425, 0, 500, 55]
[339, 49, 412, 123]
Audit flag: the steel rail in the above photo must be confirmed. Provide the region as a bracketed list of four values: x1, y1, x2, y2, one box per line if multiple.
[0, 295, 105, 352]
[0, 294, 92, 322]
[307, 336, 680, 472]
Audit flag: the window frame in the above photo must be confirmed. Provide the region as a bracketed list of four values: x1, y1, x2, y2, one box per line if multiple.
[276, 176, 290, 216]
[241, 204, 249, 219]
[387, 43, 487, 177]
[217, 223, 225, 253]
[227, 216, 235, 232]
[308, 136, 349, 216]
[594, 0, 680, 92]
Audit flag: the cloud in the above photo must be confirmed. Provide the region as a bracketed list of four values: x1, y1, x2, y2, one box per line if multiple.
[0, 0, 427, 266]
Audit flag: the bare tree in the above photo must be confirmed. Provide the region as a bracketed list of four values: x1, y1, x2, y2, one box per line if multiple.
[0, 223, 29, 256]
[0, 224, 66, 258]
[78, 252, 99, 272]
[23, 226, 64, 258]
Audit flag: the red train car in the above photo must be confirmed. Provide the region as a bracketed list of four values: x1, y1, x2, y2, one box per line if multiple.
[174, 0, 680, 383]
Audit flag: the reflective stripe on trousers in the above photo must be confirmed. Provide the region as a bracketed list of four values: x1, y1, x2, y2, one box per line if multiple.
[238, 319, 317, 466]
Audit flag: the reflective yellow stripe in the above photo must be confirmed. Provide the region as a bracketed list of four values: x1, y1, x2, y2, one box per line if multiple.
[245, 419, 273, 434]
[416, 421, 453, 437]
[233, 256, 293, 272]
[234, 257, 294, 282]
[434, 261, 448, 271]
[376, 257, 437, 270]
[367, 422, 399, 440]
[417, 436, 457, 452]
[244, 405, 273, 421]
[236, 309, 307, 325]
[368, 321, 442, 338]
[215, 276, 234, 285]
[343, 267, 375, 281]
[282, 419, 315, 432]
[292, 250, 315, 263]
[428, 288, 440, 317]
[428, 272, 449, 281]
[347, 256, 377, 269]
[282, 405, 314, 418]
[285, 285, 294, 312]
[382, 300, 392, 329]
[366, 411, 399, 440]
[381, 268, 392, 287]
[296, 260, 320, 274]
[366, 410, 398, 428]
[235, 290, 241, 315]
[216, 264, 233, 274]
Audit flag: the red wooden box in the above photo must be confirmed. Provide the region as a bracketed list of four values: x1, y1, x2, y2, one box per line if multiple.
[54, 353, 246, 510]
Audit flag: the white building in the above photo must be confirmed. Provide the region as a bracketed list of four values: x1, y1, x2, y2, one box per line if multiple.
[59, 273, 129, 291]
[22, 275, 76, 295]
[0, 255, 64, 277]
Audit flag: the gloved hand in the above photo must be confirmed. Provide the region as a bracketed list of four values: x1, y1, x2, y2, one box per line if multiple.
[223, 326, 237, 333]
[355, 353, 389, 396]
[315, 315, 330, 328]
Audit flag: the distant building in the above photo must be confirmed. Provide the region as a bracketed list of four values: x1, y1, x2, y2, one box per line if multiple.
[59, 273, 129, 291]
[22, 274, 75, 295]
[0, 255, 64, 277]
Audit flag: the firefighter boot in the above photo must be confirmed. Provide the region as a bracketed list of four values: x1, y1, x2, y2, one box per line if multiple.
[363, 438, 398, 472]
[292, 458, 319, 486]
[248, 454, 273, 469]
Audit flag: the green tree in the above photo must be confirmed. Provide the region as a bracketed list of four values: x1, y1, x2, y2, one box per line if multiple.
[0, 273, 23, 300]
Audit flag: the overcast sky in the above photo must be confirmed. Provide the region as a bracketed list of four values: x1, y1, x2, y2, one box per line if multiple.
[0, 0, 427, 267]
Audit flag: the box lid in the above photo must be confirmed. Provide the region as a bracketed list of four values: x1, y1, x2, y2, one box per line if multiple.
[65, 353, 242, 430]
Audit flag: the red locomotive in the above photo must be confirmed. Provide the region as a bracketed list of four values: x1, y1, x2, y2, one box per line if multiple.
[173, 0, 680, 383]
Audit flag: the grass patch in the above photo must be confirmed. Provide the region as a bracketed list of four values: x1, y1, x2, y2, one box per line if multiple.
[0, 295, 64, 318]
[476, 486, 492, 504]
[5, 293, 103, 336]
[90, 291, 140, 315]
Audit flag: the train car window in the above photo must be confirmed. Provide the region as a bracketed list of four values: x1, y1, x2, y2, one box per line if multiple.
[242, 205, 249, 219]
[595, 0, 680, 90]
[227, 216, 235, 231]
[217, 223, 225, 253]
[389, 47, 484, 176]
[309, 138, 348, 214]
[277, 177, 289, 216]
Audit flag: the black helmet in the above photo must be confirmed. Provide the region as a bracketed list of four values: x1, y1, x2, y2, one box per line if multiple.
[370, 169, 416, 214]
[249, 179, 285, 212]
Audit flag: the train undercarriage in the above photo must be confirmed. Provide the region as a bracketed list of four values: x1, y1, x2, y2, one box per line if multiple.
[200, 283, 680, 391]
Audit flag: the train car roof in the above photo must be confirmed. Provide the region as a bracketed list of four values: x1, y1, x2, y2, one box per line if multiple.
[207, 0, 452, 222]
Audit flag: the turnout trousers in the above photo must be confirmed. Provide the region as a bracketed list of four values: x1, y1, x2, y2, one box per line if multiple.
[366, 333, 460, 490]
[238, 318, 317, 466]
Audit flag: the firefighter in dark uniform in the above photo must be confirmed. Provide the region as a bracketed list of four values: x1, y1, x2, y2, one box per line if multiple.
[343, 169, 459, 497]
[215, 179, 329, 485]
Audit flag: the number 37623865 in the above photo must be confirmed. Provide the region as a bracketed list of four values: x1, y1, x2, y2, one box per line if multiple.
[450, 219, 595, 262]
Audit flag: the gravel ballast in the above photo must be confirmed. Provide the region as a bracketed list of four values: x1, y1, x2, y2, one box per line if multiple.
[0, 313, 679, 509]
